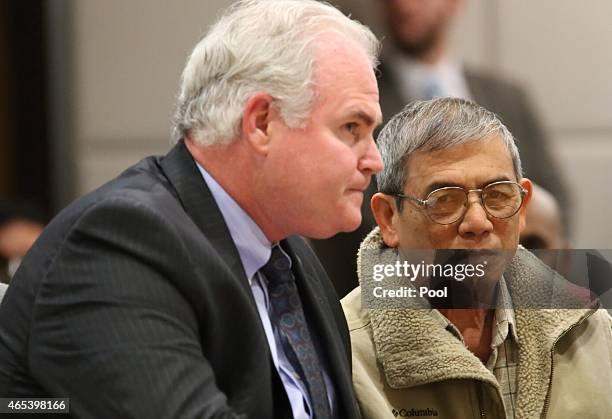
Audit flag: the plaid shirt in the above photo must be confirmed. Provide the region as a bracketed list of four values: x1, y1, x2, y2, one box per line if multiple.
[430, 277, 518, 419]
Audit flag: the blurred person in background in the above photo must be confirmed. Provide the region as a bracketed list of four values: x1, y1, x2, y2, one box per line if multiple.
[311, 0, 571, 298]
[379, 0, 568, 204]
[521, 184, 612, 312]
[0, 200, 45, 283]
[520, 182, 567, 251]
[520, 182, 568, 272]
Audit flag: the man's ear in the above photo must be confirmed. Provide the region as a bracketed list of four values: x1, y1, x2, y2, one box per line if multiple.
[517, 178, 533, 232]
[241, 93, 277, 155]
[371, 192, 400, 248]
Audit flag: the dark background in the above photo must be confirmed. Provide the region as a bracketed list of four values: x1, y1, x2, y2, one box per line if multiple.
[0, 0, 51, 218]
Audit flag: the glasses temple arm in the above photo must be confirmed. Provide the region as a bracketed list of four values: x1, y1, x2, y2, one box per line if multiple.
[395, 194, 427, 207]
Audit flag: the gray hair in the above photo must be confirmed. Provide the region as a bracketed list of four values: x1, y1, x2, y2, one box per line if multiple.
[172, 0, 380, 146]
[376, 98, 523, 197]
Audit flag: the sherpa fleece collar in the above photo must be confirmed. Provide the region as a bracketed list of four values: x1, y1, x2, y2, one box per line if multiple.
[357, 228, 598, 418]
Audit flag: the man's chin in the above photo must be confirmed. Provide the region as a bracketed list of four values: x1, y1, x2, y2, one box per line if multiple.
[341, 205, 364, 231]
[311, 213, 362, 239]
[340, 218, 362, 234]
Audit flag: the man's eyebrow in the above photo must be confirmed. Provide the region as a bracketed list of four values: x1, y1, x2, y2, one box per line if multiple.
[423, 181, 464, 195]
[422, 176, 514, 195]
[477, 176, 514, 188]
[345, 109, 383, 128]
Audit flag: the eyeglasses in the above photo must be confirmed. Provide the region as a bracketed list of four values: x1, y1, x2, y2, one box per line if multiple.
[395, 180, 527, 225]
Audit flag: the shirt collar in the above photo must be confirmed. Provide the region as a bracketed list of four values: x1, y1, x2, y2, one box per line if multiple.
[387, 50, 472, 100]
[493, 275, 519, 344]
[196, 162, 272, 284]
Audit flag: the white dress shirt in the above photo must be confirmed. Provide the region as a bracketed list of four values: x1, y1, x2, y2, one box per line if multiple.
[388, 52, 472, 101]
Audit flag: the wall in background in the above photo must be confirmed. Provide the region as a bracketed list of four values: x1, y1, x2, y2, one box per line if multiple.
[0, 1, 14, 197]
[47, 0, 232, 203]
[494, 0, 612, 249]
[47, 0, 612, 247]
[1, 1, 50, 215]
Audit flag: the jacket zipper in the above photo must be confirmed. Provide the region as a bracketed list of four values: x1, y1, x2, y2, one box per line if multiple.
[475, 382, 486, 419]
[540, 307, 598, 418]
[480, 407, 486, 419]
[476, 378, 509, 419]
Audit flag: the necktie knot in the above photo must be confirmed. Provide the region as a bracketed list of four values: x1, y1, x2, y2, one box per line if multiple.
[262, 246, 293, 283]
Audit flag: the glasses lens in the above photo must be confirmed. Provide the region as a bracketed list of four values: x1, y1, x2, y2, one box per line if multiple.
[426, 188, 466, 224]
[483, 182, 523, 218]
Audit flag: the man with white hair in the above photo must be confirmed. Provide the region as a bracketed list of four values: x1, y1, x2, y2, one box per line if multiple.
[342, 98, 612, 418]
[0, 1, 383, 417]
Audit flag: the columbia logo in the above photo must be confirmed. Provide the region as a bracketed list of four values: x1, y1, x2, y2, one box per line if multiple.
[392, 407, 439, 417]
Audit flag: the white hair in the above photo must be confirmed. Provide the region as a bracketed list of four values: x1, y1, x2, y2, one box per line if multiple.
[172, 0, 380, 146]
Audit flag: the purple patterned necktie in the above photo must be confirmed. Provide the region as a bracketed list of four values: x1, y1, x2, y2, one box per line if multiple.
[261, 245, 331, 419]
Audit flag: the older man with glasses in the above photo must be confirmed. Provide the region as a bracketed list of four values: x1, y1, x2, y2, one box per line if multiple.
[342, 98, 612, 418]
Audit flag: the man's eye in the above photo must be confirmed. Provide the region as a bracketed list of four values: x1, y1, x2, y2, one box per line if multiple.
[345, 122, 358, 133]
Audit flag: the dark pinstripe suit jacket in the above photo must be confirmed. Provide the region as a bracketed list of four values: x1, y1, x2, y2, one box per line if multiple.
[0, 141, 360, 419]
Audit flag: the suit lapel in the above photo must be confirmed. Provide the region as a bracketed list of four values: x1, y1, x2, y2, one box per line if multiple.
[160, 141, 298, 415]
[378, 63, 410, 124]
[158, 141, 249, 288]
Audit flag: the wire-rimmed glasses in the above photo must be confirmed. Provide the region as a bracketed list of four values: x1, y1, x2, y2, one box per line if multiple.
[395, 181, 527, 225]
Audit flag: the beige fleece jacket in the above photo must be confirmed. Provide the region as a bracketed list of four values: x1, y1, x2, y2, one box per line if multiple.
[342, 228, 612, 419]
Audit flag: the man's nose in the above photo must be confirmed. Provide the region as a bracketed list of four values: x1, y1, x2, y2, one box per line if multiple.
[358, 137, 384, 175]
[458, 193, 493, 238]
